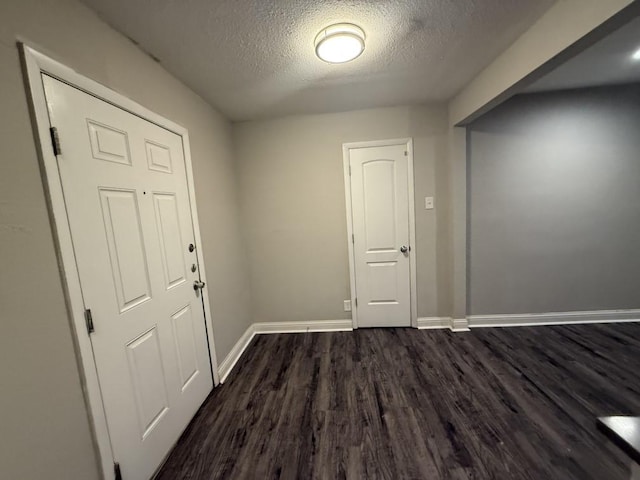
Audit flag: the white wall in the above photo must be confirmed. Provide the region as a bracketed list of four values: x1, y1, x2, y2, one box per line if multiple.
[0, 1, 251, 478]
[234, 105, 450, 323]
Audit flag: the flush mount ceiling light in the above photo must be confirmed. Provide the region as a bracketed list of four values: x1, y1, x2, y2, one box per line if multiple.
[315, 23, 365, 64]
[633, 47, 640, 60]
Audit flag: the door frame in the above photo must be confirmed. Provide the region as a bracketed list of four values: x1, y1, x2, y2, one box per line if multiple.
[19, 43, 220, 479]
[342, 138, 418, 329]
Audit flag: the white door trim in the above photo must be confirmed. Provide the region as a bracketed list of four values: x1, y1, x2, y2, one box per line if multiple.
[342, 138, 418, 329]
[19, 44, 220, 480]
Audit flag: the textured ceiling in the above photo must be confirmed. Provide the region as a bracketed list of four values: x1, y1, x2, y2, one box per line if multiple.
[82, 0, 555, 121]
[525, 16, 640, 93]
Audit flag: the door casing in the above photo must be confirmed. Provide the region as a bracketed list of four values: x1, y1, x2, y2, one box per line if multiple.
[20, 43, 220, 480]
[342, 138, 418, 329]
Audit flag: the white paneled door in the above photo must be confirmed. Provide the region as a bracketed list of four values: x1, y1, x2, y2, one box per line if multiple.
[348, 142, 413, 327]
[43, 75, 212, 480]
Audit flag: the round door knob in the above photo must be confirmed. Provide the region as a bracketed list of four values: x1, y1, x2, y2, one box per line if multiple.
[193, 280, 205, 290]
[400, 246, 408, 253]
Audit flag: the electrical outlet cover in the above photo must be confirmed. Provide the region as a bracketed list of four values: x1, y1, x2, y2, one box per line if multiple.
[425, 196, 434, 210]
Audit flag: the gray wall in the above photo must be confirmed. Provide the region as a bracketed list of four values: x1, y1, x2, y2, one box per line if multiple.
[0, 0, 251, 478]
[468, 85, 640, 315]
[234, 105, 450, 323]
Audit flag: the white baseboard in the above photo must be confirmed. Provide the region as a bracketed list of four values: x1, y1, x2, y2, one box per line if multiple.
[219, 310, 640, 383]
[468, 308, 640, 328]
[253, 319, 353, 334]
[451, 317, 470, 332]
[218, 319, 352, 383]
[417, 317, 451, 329]
[218, 324, 256, 384]
[417, 317, 470, 332]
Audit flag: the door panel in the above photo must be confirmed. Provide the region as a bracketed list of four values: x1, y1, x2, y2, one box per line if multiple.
[153, 193, 187, 289]
[99, 188, 152, 311]
[171, 305, 200, 390]
[363, 160, 397, 250]
[43, 74, 212, 480]
[367, 261, 400, 303]
[349, 143, 411, 327]
[88, 120, 131, 165]
[146, 140, 173, 173]
[125, 327, 170, 440]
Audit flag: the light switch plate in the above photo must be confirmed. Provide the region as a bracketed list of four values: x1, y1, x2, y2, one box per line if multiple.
[425, 196, 434, 210]
[344, 300, 352, 312]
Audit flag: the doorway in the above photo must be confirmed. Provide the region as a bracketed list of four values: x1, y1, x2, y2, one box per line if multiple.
[343, 138, 417, 328]
[22, 45, 218, 480]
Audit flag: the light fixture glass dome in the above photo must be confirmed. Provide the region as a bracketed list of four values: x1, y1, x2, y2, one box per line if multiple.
[315, 23, 365, 64]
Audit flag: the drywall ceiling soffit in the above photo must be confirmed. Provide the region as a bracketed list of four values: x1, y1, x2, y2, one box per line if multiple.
[82, 0, 555, 121]
[525, 15, 640, 93]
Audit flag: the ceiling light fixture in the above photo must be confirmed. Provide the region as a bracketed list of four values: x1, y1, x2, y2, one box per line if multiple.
[315, 23, 365, 64]
[633, 48, 640, 60]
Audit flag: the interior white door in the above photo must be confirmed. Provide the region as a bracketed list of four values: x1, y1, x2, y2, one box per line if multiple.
[43, 75, 213, 480]
[349, 143, 412, 327]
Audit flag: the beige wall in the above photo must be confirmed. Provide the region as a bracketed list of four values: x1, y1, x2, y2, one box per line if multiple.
[0, 1, 251, 478]
[234, 105, 449, 323]
[0, 0, 631, 477]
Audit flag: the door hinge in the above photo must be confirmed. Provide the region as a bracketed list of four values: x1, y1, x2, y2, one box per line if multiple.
[114, 462, 122, 480]
[355, 298, 358, 307]
[351, 234, 354, 244]
[84, 308, 95, 334]
[348, 164, 352, 176]
[50, 127, 62, 156]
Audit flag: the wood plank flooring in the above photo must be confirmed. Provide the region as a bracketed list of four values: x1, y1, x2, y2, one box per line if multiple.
[156, 324, 640, 479]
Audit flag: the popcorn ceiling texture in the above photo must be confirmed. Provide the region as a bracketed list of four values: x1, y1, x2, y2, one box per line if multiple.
[82, 0, 554, 121]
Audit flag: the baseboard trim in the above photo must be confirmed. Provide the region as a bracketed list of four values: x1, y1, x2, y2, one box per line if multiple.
[416, 317, 470, 332]
[218, 319, 353, 383]
[417, 317, 451, 329]
[218, 324, 256, 384]
[219, 310, 640, 383]
[451, 317, 471, 332]
[468, 309, 640, 328]
[253, 319, 353, 334]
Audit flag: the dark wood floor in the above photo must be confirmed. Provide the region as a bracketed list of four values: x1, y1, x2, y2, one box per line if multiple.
[156, 324, 640, 479]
